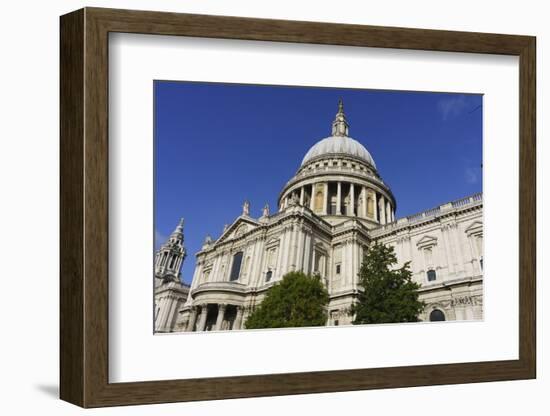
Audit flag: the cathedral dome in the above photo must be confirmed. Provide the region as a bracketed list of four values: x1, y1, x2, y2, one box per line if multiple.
[301, 135, 376, 168]
[300, 99, 376, 169]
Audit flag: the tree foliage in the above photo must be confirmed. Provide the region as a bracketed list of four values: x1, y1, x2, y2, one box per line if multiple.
[245, 271, 329, 329]
[351, 242, 425, 324]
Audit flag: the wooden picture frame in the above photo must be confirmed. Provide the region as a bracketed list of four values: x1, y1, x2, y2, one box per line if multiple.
[60, 7, 536, 408]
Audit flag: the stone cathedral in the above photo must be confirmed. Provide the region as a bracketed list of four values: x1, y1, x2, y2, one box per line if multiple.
[154, 100, 483, 333]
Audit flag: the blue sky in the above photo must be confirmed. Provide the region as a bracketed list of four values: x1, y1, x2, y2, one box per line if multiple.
[154, 81, 482, 284]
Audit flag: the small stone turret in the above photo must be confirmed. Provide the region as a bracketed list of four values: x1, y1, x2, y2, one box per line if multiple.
[154, 218, 187, 285]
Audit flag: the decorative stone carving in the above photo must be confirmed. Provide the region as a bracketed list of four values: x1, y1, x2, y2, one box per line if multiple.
[289, 193, 299, 206]
[451, 296, 474, 307]
[242, 200, 250, 216]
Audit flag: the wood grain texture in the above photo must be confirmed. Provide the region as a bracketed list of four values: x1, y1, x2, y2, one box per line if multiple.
[59, 7, 537, 408]
[59, 8, 84, 407]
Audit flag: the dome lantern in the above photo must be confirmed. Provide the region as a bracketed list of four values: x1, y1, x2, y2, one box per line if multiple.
[300, 100, 376, 169]
[331, 99, 349, 137]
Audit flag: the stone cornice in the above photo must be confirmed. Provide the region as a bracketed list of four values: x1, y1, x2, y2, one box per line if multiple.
[371, 193, 482, 239]
[300, 153, 377, 173]
[417, 275, 483, 293]
[155, 282, 190, 296]
[328, 288, 360, 301]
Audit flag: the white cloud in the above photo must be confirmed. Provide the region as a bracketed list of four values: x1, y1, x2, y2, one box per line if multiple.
[155, 229, 167, 250]
[465, 167, 478, 184]
[437, 95, 468, 121]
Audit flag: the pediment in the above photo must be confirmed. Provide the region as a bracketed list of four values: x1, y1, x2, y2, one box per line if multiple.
[217, 216, 261, 243]
[266, 237, 280, 247]
[465, 220, 483, 236]
[314, 241, 329, 253]
[416, 235, 438, 248]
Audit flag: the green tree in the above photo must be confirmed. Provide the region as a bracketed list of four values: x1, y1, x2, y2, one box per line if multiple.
[351, 242, 425, 324]
[245, 271, 329, 329]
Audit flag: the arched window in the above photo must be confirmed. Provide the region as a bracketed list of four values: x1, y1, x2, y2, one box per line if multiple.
[367, 195, 374, 217]
[229, 252, 243, 281]
[169, 255, 176, 268]
[314, 190, 324, 212]
[427, 269, 437, 282]
[265, 270, 273, 282]
[429, 309, 446, 321]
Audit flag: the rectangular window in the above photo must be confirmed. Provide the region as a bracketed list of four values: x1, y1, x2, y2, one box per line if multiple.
[229, 252, 243, 281]
[336, 264, 341, 275]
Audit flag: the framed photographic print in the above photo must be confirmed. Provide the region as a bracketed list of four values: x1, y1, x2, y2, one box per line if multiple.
[60, 7, 536, 408]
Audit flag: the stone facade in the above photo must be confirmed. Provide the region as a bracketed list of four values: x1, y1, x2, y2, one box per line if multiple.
[156, 100, 484, 333]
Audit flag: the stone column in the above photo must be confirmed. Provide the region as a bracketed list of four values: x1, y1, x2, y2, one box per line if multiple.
[187, 307, 198, 331]
[299, 187, 305, 205]
[309, 184, 315, 211]
[234, 306, 244, 330]
[386, 200, 391, 223]
[373, 191, 379, 222]
[197, 304, 208, 331]
[361, 187, 367, 218]
[322, 183, 328, 215]
[379, 195, 386, 225]
[350, 183, 355, 216]
[214, 304, 226, 331]
[336, 182, 341, 215]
